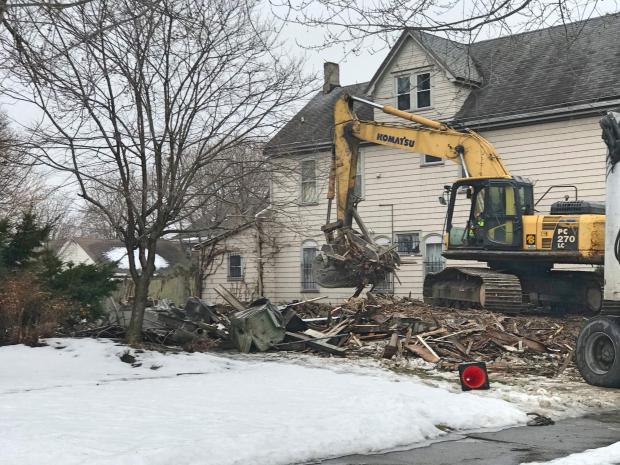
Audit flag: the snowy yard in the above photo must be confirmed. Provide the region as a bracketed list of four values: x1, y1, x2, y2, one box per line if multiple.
[0, 338, 617, 465]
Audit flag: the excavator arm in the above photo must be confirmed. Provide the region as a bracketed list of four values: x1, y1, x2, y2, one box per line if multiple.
[313, 93, 512, 290]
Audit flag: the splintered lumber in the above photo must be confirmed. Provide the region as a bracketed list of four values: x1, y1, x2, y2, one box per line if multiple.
[405, 343, 440, 363]
[486, 328, 548, 353]
[417, 335, 440, 360]
[351, 324, 388, 334]
[285, 331, 347, 356]
[382, 333, 399, 359]
[214, 286, 246, 312]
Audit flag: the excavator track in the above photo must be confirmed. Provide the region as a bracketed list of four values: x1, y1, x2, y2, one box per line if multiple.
[423, 267, 527, 313]
[424, 267, 604, 314]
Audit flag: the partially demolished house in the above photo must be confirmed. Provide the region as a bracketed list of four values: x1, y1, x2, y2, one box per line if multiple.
[200, 13, 620, 303]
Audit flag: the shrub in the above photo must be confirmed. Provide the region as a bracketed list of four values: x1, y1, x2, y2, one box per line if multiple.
[0, 272, 68, 346]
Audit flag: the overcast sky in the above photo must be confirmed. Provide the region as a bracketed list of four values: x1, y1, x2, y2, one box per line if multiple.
[1, 0, 618, 207]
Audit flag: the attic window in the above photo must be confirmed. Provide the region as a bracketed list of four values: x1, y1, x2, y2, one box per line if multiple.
[396, 76, 410, 110]
[396, 73, 431, 110]
[416, 73, 431, 108]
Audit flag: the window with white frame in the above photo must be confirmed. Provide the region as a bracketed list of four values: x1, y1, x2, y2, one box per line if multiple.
[416, 72, 431, 108]
[373, 236, 394, 294]
[422, 154, 443, 165]
[423, 235, 445, 275]
[301, 240, 319, 291]
[396, 75, 411, 110]
[395, 232, 420, 255]
[228, 253, 243, 280]
[395, 72, 431, 111]
[301, 159, 318, 204]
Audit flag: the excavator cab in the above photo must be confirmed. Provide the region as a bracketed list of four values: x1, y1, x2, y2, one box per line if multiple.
[445, 178, 534, 251]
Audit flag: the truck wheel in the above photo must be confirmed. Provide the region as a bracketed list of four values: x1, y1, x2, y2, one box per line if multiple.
[575, 316, 620, 387]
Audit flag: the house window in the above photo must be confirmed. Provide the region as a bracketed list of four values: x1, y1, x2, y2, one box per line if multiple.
[301, 159, 318, 204]
[396, 72, 431, 111]
[301, 240, 318, 291]
[424, 235, 445, 275]
[396, 232, 420, 255]
[422, 154, 443, 165]
[373, 237, 394, 294]
[228, 253, 243, 280]
[416, 73, 431, 108]
[396, 76, 410, 110]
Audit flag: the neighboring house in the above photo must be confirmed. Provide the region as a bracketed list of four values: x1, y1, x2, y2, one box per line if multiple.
[55, 238, 192, 306]
[195, 218, 279, 304]
[199, 13, 620, 303]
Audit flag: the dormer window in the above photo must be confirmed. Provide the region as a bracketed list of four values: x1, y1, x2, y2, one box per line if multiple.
[416, 73, 431, 108]
[395, 72, 432, 110]
[396, 76, 411, 110]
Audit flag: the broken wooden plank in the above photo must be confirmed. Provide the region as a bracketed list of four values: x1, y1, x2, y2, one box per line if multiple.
[405, 343, 440, 363]
[285, 331, 347, 356]
[382, 332, 399, 359]
[417, 335, 440, 360]
[287, 296, 328, 306]
[350, 324, 388, 334]
[486, 328, 547, 353]
[414, 327, 448, 338]
[214, 286, 246, 312]
[357, 333, 391, 341]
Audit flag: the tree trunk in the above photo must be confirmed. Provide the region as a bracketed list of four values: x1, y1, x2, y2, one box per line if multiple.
[126, 273, 151, 346]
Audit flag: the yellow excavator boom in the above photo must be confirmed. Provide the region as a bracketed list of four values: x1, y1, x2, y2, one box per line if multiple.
[330, 94, 511, 224]
[314, 93, 514, 292]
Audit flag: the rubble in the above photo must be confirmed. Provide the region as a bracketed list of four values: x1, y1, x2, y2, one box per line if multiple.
[73, 288, 587, 378]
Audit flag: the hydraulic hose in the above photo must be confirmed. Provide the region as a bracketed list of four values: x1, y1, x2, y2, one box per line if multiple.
[616, 227, 620, 265]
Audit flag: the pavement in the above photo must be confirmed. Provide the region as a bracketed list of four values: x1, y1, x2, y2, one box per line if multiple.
[317, 411, 620, 465]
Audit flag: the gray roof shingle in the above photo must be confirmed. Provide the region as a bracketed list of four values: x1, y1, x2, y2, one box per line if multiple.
[266, 13, 620, 153]
[264, 83, 371, 156]
[457, 13, 620, 122]
[412, 31, 482, 84]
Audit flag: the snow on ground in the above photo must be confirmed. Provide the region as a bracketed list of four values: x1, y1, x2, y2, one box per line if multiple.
[105, 247, 169, 270]
[253, 351, 620, 421]
[0, 338, 527, 465]
[521, 441, 620, 465]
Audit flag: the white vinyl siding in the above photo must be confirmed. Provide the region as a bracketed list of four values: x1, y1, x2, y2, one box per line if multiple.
[375, 37, 471, 122]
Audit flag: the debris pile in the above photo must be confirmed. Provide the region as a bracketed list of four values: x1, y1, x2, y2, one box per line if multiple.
[74, 287, 586, 377]
[332, 294, 583, 376]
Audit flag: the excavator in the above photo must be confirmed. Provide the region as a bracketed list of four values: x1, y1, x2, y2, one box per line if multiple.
[312, 93, 606, 314]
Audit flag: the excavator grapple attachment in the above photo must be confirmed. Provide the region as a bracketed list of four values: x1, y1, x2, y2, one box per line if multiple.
[312, 228, 400, 289]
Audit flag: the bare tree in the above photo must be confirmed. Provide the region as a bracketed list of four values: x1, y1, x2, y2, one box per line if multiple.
[2, 0, 313, 344]
[269, 0, 615, 49]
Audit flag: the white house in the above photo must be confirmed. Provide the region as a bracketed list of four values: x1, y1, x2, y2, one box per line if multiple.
[55, 238, 192, 305]
[200, 14, 620, 304]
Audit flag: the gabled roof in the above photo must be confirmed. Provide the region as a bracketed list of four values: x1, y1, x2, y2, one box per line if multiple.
[267, 13, 620, 154]
[366, 30, 482, 94]
[62, 238, 189, 273]
[456, 13, 620, 123]
[264, 83, 371, 156]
